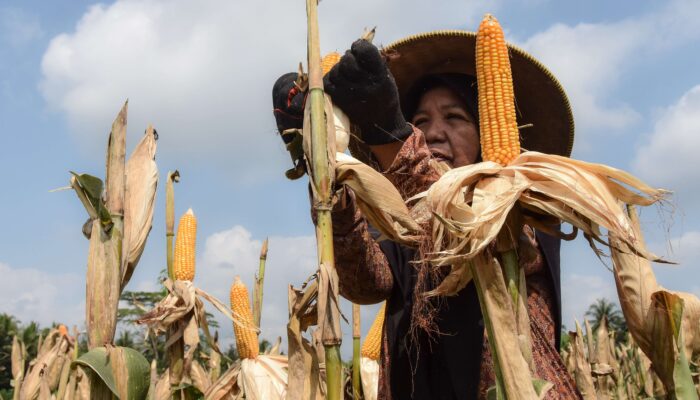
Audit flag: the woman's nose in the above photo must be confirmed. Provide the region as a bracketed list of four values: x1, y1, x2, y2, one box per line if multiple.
[423, 119, 448, 145]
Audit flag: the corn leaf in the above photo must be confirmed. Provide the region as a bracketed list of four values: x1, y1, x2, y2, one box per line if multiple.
[73, 346, 150, 400]
[646, 291, 699, 399]
[70, 172, 112, 230]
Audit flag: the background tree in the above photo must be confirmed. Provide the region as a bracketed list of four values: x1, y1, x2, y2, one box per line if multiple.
[0, 314, 54, 398]
[585, 298, 628, 342]
[0, 314, 20, 395]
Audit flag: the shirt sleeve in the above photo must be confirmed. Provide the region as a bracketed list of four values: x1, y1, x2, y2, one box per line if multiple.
[331, 127, 440, 304]
[331, 188, 394, 304]
[383, 126, 442, 199]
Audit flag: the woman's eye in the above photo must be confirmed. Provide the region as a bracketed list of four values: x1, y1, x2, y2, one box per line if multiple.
[447, 113, 467, 121]
[413, 117, 428, 126]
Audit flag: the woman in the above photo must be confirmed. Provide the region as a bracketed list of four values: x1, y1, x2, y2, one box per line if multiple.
[273, 32, 579, 399]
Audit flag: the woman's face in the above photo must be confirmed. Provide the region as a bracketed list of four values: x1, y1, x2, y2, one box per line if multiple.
[411, 86, 479, 168]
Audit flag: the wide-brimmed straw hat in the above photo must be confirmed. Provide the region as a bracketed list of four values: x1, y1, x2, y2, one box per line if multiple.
[348, 30, 574, 165]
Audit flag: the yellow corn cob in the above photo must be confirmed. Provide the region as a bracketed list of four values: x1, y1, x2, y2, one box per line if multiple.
[321, 52, 341, 76]
[230, 276, 259, 359]
[361, 303, 385, 360]
[58, 324, 68, 337]
[476, 14, 520, 166]
[173, 208, 197, 281]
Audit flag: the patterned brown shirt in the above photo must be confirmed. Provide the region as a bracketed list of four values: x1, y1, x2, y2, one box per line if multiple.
[331, 129, 580, 399]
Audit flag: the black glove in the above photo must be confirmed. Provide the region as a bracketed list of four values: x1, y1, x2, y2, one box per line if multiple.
[323, 39, 412, 145]
[272, 72, 306, 144]
[272, 72, 307, 179]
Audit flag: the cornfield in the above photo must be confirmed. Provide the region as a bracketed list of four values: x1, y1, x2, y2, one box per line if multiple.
[5, 6, 699, 400]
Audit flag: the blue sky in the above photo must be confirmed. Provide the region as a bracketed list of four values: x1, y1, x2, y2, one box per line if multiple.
[1, 0, 700, 358]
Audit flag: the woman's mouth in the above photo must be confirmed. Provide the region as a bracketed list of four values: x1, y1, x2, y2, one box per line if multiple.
[431, 152, 452, 164]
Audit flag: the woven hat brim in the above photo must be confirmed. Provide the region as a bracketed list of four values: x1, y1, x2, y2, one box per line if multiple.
[349, 30, 575, 164]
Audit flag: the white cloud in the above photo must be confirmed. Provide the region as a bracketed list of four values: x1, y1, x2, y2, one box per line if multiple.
[39, 0, 495, 178]
[670, 231, 700, 265]
[520, 20, 644, 137]
[649, 230, 700, 269]
[194, 225, 317, 351]
[632, 85, 700, 200]
[190, 224, 388, 357]
[0, 7, 42, 47]
[518, 0, 700, 151]
[0, 262, 83, 328]
[561, 273, 617, 327]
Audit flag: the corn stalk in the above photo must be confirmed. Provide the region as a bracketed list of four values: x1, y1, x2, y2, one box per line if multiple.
[253, 238, 269, 329]
[305, 0, 342, 398]
[69, 103, 159, 398]
[352, 304, 361, 400]
[81, 101, 127, 349]
[164, 171, 186, 394]
[166, 170, 180, 280]
[164, 169, 182, 394]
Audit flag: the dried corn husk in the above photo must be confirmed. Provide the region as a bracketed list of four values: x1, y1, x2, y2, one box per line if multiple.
[74, 102, 127, 349]
[151, 366, 171, 400]
[19, 332, 71, 399]
[416, 152, 667, 297]
[75, 368, 91, 399]
[336, 152, 422, 244]
[191, 360, 213, 394]
[332, 105, 350, 153]
[11, 335, 26, 397]
[360, 357, 380, 400]
[570, 321, 596, 399]
[592, 318, 614, 398]
[137, 279, 242, 388]
[85, 216, 122, 348]
[137, 279, 197, 332]
[209, 334, 222, 383]
[47, 352, 69, 391]
[239, 356, 288, 400]
[286, 280, 324, 400]
[204, 361, 243, 400]
[611, 205, 700, 360]
[204, 350, 288, 400]
[121, 124, 158, 289]
[38, 373, 51, 400]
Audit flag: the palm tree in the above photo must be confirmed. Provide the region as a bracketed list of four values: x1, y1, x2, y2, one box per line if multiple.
[115, 329, 136, 348]
[19, 321, 43, 360]
[585, 298, 627, 341]
[0, 314, 20, 392]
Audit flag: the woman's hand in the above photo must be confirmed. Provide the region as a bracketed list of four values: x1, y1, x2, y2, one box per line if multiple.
[323, 39, 412, 146]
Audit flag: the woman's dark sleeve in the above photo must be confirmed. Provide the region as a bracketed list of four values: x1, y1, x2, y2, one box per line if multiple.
[331, 127, 442, 304]
[331, 188, 394, 304]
